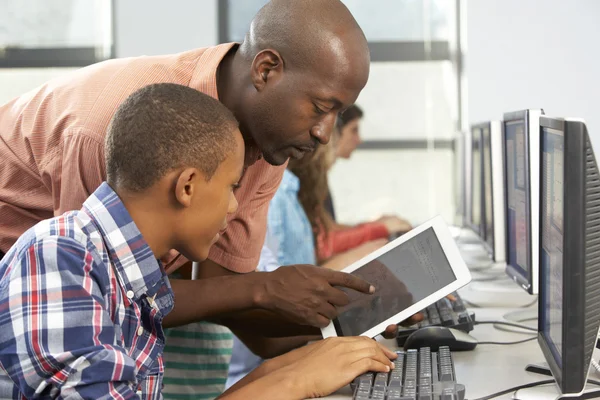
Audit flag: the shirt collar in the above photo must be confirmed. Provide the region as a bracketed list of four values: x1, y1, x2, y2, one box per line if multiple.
[83, 183, 169, 303]
[281, 169, 300, 193]
[189, 42, 237, 100]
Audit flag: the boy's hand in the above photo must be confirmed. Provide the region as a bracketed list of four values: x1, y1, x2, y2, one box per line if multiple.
[254, 266, 374, 328]
[271, 337, 397, 399]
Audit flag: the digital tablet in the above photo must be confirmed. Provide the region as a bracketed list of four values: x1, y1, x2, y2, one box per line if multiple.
[321, 215, 471, 339]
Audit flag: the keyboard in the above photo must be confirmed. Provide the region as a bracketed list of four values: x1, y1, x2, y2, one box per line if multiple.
[396, 292, 475, 347]
[351, 346, 466, 400]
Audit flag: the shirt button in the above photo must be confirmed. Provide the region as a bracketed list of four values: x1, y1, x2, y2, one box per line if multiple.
[137, 326, 144, 336]
[126, 290, 134, 299]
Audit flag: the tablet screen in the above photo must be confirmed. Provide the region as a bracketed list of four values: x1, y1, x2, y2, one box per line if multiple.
[333, 227, 457, 336]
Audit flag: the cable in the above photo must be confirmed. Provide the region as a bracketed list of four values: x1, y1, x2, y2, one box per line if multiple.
[513, 296, 538, 309]
[468, 379, 555, 400]
[474, 320, 537, 332]
[477, 336, 537, 346]
[470, 379, 600, 400]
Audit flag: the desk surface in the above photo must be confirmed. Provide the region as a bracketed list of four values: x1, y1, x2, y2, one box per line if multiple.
[320, 307, 548, 400]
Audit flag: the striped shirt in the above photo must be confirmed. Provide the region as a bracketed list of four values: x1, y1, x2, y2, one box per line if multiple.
[0, 182, 174, 399]
[0, 42, 285, 274]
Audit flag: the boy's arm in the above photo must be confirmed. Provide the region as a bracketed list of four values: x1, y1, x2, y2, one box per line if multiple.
[0, 237, 142, 399]
[218, 337, 397, 400]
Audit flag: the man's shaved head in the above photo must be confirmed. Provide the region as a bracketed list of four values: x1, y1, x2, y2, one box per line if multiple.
[218, 0, 370, 166]
[242, 0, 369, 76]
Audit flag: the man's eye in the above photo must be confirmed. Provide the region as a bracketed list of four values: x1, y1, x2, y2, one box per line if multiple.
[313, 104, 327, 115]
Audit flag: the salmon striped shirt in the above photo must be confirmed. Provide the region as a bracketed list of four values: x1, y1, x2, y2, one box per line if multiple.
[0, 43, 285, 273]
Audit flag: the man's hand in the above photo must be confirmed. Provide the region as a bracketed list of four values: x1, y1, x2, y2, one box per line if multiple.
[380, 293, 457, 339]
[253, 266, 375, 328]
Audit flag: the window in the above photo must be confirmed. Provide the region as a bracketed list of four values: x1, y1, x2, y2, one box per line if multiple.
[0, 0, 114, 68]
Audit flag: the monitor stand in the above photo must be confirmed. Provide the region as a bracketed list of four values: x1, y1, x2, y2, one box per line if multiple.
[517, 364, 600, 399]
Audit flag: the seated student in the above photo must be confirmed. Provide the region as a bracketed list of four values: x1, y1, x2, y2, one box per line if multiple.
[319, 105, 412, 260]
[0, 83, 396, 400]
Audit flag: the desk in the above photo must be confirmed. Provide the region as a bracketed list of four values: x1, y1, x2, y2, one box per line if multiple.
[320, 307, 580, 399]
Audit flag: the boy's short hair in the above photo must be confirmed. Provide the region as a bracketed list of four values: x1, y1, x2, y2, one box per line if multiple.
[105, 83, 239, 192]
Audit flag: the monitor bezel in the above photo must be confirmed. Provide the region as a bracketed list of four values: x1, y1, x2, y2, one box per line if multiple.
[490, 121, 507, 263]
[480, 122, 495, 255]
[537, 116, 588, 394]
[468, 124, 485, 238]
[503, 110, 536, 293]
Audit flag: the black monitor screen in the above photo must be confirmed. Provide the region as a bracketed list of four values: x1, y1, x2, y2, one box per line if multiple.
[540, 127, 565, 368]
[505, 120, 530, 277]
[482, 126, 494, 251]
[471, 129, 482, 235]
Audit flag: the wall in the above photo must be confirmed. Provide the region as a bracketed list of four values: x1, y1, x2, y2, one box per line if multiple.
[466, 0, 600, 149]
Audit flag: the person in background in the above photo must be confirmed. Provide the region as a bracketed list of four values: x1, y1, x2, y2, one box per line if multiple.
[320, 105, 413, 261]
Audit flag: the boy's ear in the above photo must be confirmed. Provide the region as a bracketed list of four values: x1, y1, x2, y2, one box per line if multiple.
[174, 167, 206, 208]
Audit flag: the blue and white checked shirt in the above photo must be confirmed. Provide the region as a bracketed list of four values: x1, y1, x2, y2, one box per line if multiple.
[0, 182, 174, 399]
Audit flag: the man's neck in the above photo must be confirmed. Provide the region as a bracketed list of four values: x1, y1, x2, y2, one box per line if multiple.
[216, 45, 261, 167]
[216, 44, 242, 120]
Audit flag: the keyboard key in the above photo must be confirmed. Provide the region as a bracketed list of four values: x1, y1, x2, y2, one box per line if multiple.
[374, 373, 388, 387]
[351, 345, 464, 400]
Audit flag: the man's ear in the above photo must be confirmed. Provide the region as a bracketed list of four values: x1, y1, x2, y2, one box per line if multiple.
[174, 167, 206, 208]
[250, 49, 284, 91]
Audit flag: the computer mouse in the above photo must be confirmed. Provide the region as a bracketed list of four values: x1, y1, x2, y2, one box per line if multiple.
[403, 326, 478, 352]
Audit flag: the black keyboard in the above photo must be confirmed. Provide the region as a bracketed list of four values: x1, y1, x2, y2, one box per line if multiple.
[351, 346, 466, 400]
[396, 292, 475, 347]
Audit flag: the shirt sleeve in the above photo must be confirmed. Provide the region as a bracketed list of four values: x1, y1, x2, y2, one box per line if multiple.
[317, 222, 389, 261]
[208, 161, 286, 273]
[0, 236, 140, 399]
[43, 129, 106, 216]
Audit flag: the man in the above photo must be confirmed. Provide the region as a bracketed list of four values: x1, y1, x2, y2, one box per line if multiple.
[0, 83, 397, 399]
[0, 1, 372, 394]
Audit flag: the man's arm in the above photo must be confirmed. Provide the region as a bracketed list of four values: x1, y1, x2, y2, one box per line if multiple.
[163, 258, 374, 330]
[0, 237, 142, 399]
[232, 329, 319, 359]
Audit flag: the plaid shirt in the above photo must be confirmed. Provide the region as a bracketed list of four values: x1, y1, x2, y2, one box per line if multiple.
[0, 182, 174, 399]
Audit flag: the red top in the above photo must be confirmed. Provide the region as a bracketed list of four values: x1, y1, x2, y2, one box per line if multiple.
[317, 222, 389, 261]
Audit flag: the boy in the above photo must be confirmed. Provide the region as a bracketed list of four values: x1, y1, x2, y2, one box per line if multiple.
[0, 83, 395, 399]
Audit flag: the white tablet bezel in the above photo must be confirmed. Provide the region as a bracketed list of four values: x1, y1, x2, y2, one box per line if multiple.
[321, 215, 472, 339]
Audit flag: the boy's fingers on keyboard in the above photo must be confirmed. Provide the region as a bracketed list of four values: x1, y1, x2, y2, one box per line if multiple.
[348, 347, 395, 370]
[375, 342, 398, 360]
[352, 357, 391, 375]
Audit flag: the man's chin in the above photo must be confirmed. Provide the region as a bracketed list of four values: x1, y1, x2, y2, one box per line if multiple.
[262, 151, 290, 166]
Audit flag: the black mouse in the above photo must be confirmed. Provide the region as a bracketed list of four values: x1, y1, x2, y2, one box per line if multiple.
[403, 326, 478, 352]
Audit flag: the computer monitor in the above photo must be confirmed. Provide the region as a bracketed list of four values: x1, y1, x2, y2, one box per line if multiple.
[454, 132, 467, 224]
[503, 109, 543, 294]
[467, 126, 484, 238]
[538, 116, 600, 395]
[479, 121, 506, 263]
